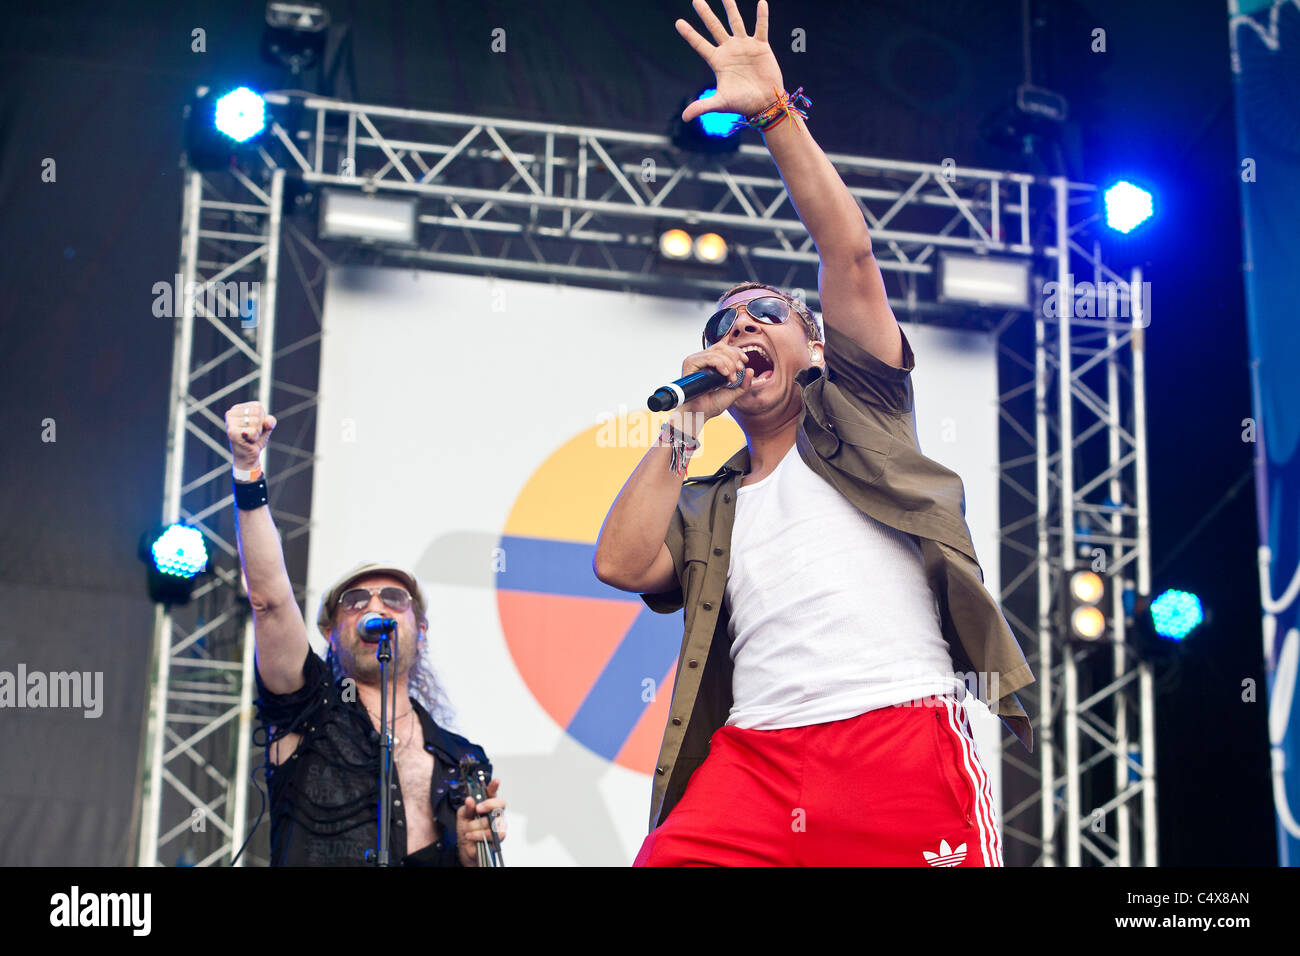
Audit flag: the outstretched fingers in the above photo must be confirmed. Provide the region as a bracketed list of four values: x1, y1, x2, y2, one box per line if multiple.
[720, 0, 750, 38]
[691, 0, 733, 45]
[754, 0, 768, 43]
[675, 16, 716, 64]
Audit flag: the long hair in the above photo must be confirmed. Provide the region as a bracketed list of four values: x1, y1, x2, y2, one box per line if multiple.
[406, 645, 457, 728]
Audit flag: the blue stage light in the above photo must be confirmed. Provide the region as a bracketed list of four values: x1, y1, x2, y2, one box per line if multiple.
[150, 524, 209, 579]
[696, 89, 742, 138]
[214, 87, 266, 143]
[1103, 181, 1154, 234]
[1149, 589, 1203, 641]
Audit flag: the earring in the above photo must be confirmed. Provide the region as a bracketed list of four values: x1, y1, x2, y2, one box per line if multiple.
[809, 345, 822, 361]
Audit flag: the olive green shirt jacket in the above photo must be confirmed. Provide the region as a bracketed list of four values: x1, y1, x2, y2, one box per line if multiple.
[638, 322, 1034, 832]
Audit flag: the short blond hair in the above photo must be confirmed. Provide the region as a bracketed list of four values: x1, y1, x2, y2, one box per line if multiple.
[715, 281, 823, 344]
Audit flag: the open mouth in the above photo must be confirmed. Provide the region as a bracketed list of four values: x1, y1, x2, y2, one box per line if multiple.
[739, 344, 775, 383]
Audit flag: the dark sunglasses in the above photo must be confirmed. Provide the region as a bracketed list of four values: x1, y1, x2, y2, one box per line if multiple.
[702, 296, 793, 348]
[338, 586, 412, 614]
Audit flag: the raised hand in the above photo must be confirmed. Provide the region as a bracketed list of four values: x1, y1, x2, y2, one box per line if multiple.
[225, 401, 276, 473]
[675, 0, 784, 122]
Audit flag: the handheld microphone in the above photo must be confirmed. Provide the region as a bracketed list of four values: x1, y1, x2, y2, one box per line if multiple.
[356, 612, 397, 643]
[647, 367, 744, 412]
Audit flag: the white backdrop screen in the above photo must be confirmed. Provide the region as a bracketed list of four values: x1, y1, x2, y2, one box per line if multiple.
[305, 265, 1005, 865]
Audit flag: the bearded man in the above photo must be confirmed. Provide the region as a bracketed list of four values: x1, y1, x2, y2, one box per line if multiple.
[226, 401, 506, 866]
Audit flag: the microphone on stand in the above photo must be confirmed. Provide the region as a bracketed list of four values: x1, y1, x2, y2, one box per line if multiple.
[356, 609, 399, 866]
[646, 367, 745, 412]
[356, 612, 397, 643]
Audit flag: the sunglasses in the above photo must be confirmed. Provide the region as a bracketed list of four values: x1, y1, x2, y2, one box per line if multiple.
[702, 296, 794, 348]
[338, 586, 412, 614]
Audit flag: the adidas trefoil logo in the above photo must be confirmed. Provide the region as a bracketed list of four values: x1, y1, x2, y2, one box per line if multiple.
[923, 839, 967, 867]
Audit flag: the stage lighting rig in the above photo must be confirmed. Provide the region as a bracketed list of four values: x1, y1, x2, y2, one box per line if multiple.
[139, 524, 211, 606]
[938, 253, 1032, 310]
[657, 228, 728, 266]
[659, 229, 693, 261]
[670, 88, 742, 155]
[977, 81, 1069, 158]
[1103, 181, 1154, 234]
[183, 85, 269, 171]
[1125, 587, 1208, 660]
[214, 87, 266, 143]
[261, 2, 331, 74]
[1063, 569, 1108, 643]
[693, 232, 728, 265]
[1147, 589, 1205, 642]
[319, 190, 418, 245]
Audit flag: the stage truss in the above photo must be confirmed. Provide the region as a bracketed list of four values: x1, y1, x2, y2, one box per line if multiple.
[137, 92, 1155, 867]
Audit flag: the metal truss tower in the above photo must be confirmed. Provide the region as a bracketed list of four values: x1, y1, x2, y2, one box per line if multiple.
[994, 195, 1156, 867]
[135, 165, 325, 867]
[138, 92, 1154, 865]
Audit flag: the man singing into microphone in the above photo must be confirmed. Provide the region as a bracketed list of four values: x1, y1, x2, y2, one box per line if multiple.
[225, 401, 506, 866]
[594, 0, 1033, 866]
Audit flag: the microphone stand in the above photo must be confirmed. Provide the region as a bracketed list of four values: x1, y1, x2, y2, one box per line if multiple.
[372, 623, 399, 866]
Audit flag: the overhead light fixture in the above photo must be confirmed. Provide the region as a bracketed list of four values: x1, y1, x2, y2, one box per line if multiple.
[1128, 586, 1207, 660]
[694, 89, 741, 138]
[1065, 569, 1107, 642]
[1071, 605, 1106, 641]
[659, 229, 693, 261]
[183, 85, 270, 171]
[938, 253, 1032, 309]
[214, 87, 267, 143]
[1016, 83, 1069, 124]
[1070, 570, 1105, 604]
[693, 232, 728, 265]
[658, 228, 728, 266]
[1148, 588, 1204, 642]
[262, 2, 330, 74]
[319, 190, 417, 244]
[978, 81, 1069, 154]
[669, 88, 741, 155]
[139, 523, 211, 605]
[1104, 181, 1154, 234]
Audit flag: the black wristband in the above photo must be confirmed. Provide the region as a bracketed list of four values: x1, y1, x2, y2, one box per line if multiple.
[233, 477, 269, 510]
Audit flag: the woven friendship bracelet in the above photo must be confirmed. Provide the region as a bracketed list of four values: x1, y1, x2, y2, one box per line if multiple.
[726, 86, 811, 137]
[657, 422, 701, 478]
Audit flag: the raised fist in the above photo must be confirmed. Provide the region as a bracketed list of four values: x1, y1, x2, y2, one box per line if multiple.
[225, 402, 277, 472]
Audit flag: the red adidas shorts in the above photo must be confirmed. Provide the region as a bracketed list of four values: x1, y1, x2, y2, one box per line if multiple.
[634, 695, 1002, 866]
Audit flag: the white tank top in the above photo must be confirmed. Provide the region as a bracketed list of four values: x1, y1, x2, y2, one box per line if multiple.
[724, 444, 966, 729]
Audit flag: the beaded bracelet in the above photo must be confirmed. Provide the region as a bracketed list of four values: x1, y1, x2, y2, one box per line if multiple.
[727, 86, 811, 137]
[657, 422, 701, 478]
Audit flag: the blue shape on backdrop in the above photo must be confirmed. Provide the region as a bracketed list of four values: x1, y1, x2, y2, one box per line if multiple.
[1229, 0, 1300, 866]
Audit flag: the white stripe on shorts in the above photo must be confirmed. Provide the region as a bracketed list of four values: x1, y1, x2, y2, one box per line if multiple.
[941, 696, 1003, 867]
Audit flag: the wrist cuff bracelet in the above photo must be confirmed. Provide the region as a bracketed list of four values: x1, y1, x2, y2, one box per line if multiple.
[233, 477, 269, 510]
